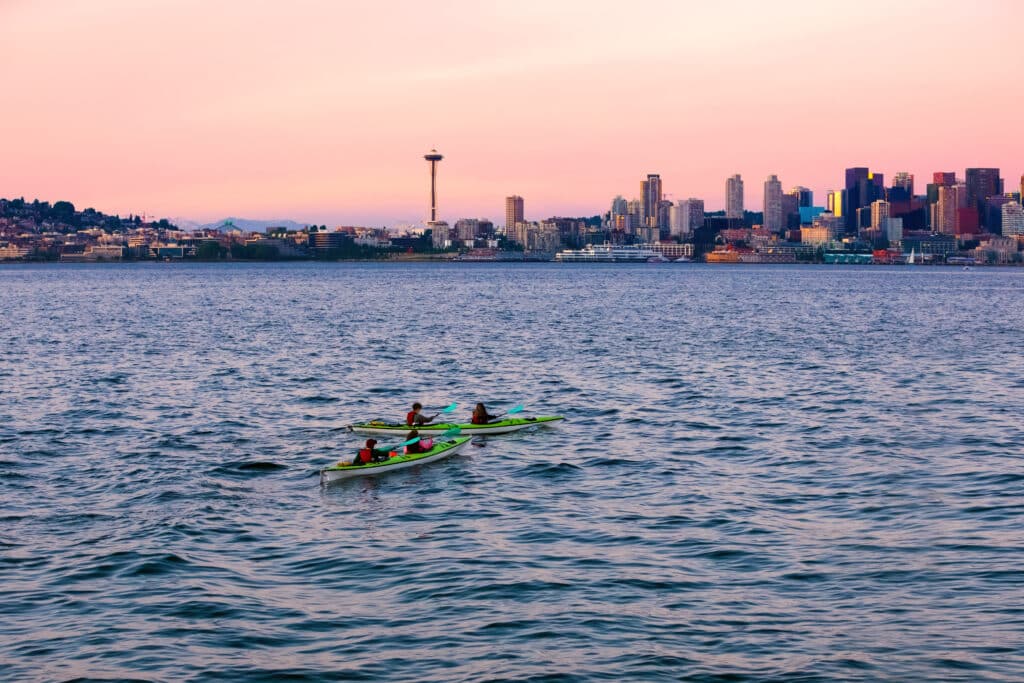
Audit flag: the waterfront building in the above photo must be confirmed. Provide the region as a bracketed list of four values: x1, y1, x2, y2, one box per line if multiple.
[430, 221, 451, 249]
[726, 174, 744, 219]
[870, 200, 890, 233]
[1002, 201, 1024, 237]
[965, 168, 1003, 229]
[887, 216, 903, 243]
[809, 211, 843, 244]
[641, 174, 663, 227]
[984, 195, 1016, 235]
[800, 225, 831, 246]
[764, 175, 784, 233]
[789, 186, 813, 207]
[505, 195, 524, 231]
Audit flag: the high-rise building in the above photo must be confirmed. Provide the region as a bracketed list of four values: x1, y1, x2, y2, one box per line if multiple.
[843, 168, 884, 233]
[892, 172, 914, 196]
[788, 186, 813, 207]
[763, 175, 784, 232]
[965, 168, 1003, 229]
[1020, 174, 1024, 202]
[887, 216, 903, 243]
[827, 189, 844, 217]
[933, 172, 956, 186]
[505, 195, 524, 231]
[680, 198, 704, 236]
[726, 174, 744, 219]
[610, 195, 628, 219]
[935, 184, 966, 234]
[641, 174, 663, 227]
[1002, 201, 1024, 236]
[627, 199, 642, 234]
[424, 149, 443, 224]
[870, 200, 890, 233]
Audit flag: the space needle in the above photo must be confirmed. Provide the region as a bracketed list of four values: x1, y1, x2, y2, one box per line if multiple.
[424, 149, 443, 224]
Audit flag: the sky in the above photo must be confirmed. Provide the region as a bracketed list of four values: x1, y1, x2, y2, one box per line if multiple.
[2, 0, 1023, 227]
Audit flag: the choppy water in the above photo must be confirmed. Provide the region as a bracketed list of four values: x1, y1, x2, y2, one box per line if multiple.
[2, 262, 1023, 681]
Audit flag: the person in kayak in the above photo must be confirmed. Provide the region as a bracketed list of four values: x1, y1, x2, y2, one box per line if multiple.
[404, 430, 427, 454]
[352, 439, 390, 466]
[406, 402, 438, 426]
[471, 403, 498, 424]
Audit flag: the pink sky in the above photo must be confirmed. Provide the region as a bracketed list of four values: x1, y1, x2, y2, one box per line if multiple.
[2, 0, 1022, 227]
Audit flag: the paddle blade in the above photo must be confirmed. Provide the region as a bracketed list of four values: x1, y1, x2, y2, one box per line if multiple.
[440, 427, 461, 439]
[440, 403, 458, 413]
[507, 404, 524, 415]
[382, 436, 420, 451]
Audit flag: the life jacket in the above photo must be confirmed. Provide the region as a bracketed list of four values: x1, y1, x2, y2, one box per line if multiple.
[406, 411, 417, 426]
[356, 448, 373, 464]
[471, 413, 487, 424]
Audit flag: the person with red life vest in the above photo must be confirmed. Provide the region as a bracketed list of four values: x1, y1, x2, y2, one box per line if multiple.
[406, 402, 438, 426]
[351, 439, 390, 466]
[471, 403, 497, 425]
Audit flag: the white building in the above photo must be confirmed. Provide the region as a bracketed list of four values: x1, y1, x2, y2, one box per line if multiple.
[1002, 201, 1024, 237]
[763, 175, 783, 232]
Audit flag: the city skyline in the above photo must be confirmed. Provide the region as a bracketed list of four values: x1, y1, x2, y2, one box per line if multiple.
[2, 1, 1023, 226]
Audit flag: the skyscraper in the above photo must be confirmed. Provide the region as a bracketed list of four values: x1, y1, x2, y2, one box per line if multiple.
[892, 172, 914, 196]
[641, 174, 662, 227]
[680, 198, 705, 236]
[843, 167, 884, 233]
[505, 195, 524, 231]
[726, 174, 744, 219]
[935, 184, 966, 234]
[763, 175, 783, 232]
[1002, 201, 1024, 237]
[788, 186, 813, 207]
[827, 190, 844, 217]
[424, 149, 443, 223]
[870, 200, 890, 233]
[965, 168, 1002, 229]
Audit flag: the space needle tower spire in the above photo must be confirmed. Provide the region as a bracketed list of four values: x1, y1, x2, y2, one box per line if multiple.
[424, 149, 443, 223]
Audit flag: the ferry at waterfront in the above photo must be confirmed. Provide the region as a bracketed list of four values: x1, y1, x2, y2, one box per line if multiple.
[554, 243, 663, 263]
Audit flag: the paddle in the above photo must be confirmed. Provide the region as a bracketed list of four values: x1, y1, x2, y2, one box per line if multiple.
[493, 404, 524, 419]
[426, 402, 458, 421]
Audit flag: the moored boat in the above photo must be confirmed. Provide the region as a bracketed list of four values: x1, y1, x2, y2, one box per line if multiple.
[347, 415, 564, 436]
[320, 437, 472, 483]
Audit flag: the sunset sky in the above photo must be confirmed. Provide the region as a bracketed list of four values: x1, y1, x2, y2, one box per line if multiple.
[2, 0, 1022, 227]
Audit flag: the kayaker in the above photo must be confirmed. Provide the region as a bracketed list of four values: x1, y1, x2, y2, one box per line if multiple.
[471, 403, 498, 425]
[405, 430, 427, 454]
[352, 439, 390, 465]
[406, 402, 437, 426]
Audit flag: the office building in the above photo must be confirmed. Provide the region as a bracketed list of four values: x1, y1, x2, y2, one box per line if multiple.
[641, 174, 663, 227]
[934, 184, 966, 234]
[505, 195, 524, 231]
[843, 167, 884, 234]
[789, 186, 813, 207]
[726, 174, 744, 219]
[763, 175, 783, 232]
[871, 200, 890, 233]
[1002, 201, 1024, 237]
[965, 168, 1003, 229]
[679, 198, 704, 236]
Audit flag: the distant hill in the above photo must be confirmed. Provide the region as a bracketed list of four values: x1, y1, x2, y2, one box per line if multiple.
[188, 217, 311, 233]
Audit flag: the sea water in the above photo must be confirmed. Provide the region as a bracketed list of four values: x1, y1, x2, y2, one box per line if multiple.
[2, 262, 1023, 681]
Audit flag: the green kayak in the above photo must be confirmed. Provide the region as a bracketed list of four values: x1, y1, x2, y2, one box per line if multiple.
[347, 415, 564, 437]
[320, 437, 472, 483]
